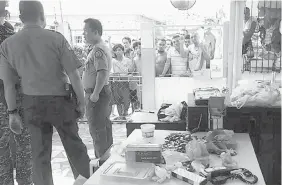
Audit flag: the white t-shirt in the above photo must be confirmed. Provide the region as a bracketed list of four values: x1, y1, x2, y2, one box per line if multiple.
[111, 57, 132, 74]
[187, 44, 205, 71]
[167, 47, 187, 75]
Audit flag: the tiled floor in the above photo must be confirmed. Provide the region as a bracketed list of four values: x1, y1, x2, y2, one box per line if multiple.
[49, 123, 126, 184]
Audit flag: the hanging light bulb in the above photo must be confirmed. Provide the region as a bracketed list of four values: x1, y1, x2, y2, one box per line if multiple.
[170, 0, 196, 10]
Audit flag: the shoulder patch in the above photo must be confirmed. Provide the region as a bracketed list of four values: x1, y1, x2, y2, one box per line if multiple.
[94, 48, 105, 58]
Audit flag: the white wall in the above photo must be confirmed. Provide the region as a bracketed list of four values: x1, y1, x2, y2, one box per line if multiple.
[154, 77, 227, 109]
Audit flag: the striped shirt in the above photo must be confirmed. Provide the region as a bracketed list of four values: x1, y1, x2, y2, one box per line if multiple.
[167, 47, 187, 75]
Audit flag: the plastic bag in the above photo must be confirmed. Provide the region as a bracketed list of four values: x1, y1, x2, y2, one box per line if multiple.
[246, 88, 279, 106]
[231, 82, 281, 108]
[206, 130, 237, 151]
[230, 82, 260, 102]
[159, 103, 183, 122]
[185, 139, 209, 166]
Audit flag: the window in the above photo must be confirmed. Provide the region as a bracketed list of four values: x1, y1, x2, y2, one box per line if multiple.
[75, 36, 83, 44]
[243, 0, 281, 73]
[49, 26, 56, 31]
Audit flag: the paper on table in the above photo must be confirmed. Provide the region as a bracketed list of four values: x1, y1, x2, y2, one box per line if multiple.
[162, 150, 190, 165]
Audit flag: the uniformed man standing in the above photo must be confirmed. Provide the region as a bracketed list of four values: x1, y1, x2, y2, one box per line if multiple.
[0, 1, 90, 185]
[82, 18, 113, 158]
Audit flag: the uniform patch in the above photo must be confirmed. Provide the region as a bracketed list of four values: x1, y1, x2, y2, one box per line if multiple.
[94, 48, 104, 58]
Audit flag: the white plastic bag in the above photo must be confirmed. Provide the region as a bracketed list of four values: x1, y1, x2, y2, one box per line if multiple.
[231, 82, 281, 108]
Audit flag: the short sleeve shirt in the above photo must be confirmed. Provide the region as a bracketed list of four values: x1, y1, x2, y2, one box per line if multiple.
[112, 57, 131, 74]
[167, 47, 187, 75]
[82, 42, 112, 89]
[0, 25, 82, 96]
[187, 44, 205, 71]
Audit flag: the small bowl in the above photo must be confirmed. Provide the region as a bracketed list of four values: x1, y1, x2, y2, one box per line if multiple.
[140, 124, 155, 138]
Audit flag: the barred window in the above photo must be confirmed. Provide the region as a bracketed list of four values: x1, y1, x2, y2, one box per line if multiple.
[75, 36, 83, 44]
[243, 0, 281, 73]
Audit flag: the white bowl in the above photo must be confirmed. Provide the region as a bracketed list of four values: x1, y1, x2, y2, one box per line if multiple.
[140, 124, 155, 138]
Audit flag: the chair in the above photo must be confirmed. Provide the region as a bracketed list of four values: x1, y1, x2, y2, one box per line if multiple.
[208, 96, 226, 130]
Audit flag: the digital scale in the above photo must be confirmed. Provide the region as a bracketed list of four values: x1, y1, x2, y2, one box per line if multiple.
[193, 87, 221, 105]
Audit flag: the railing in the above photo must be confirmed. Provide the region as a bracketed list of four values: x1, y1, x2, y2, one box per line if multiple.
[77, 73, 142, 123]
[109, 73, 142, 122]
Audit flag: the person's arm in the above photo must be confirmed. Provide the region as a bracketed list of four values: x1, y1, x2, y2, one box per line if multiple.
[59, 36, 85, 107]
[243, 21, 257, 45]
[160, 49, 171, 76]
[93, 47, 109, 96]
[0, 47, 19, 111]
[93, 70, 107, 96]
[180, 40, 188, 58]
[200, 43, 211, 61]
[68, 70, 85, 105]
[186, 51, 190, 71]
[128, 58, 136, 74]
[161, 58, 171, 76]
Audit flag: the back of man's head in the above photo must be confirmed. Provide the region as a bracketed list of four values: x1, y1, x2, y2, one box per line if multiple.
[19, 0, 44, 23]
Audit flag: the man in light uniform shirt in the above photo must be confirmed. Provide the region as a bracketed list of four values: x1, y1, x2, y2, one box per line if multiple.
[0, 1, 90, 184]
[82, 18, 113, 158]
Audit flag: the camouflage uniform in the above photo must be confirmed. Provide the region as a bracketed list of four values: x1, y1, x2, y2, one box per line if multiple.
[0, 21, 32, 185]
[0, 83, 33, 185]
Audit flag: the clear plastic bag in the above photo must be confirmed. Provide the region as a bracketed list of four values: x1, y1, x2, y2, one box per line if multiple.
[185, 139, 209, 166]
[231, 82, 281, 108]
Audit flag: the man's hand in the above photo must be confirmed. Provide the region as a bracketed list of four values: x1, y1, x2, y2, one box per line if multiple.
[90, 92, 99, 103]
[76, 102, 85, 119]
[9, 113, 23, 135]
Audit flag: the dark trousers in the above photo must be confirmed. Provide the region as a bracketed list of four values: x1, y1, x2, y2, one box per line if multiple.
[22, 95, 90, 185]
[0, 83, 33, 185]
[85, 85, 113, 158]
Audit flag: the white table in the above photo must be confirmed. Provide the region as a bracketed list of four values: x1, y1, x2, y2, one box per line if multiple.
[84, 130, 266, 185]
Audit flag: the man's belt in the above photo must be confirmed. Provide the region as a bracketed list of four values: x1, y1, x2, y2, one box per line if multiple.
[85, 88, 94, 94]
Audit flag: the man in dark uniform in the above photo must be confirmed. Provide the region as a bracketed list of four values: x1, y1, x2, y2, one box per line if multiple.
[82, 18, 113, 158]
[0, 5, 33, 185]
[0, 1, 90, 185]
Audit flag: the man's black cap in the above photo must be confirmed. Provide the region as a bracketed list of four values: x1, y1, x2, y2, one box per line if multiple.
[19, 0, 44, 17]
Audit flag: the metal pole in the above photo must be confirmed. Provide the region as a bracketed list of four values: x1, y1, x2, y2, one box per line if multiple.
[59, 0, 63, 23]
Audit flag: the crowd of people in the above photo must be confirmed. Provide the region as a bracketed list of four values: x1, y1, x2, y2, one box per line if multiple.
[87, 28, 212, 119]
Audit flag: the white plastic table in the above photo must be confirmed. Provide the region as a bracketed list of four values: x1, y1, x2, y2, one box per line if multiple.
[84, 130, 266, 185]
